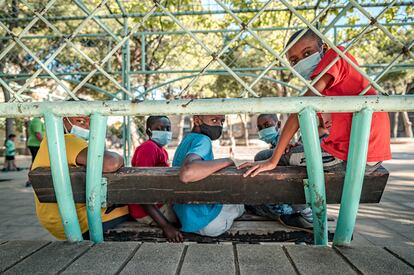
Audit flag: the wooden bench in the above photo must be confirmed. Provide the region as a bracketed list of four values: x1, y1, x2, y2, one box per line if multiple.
[29, 166, 389, 243]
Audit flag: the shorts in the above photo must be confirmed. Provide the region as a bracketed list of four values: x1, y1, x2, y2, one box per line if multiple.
[196, 204, 245, 237]
[5, 155, 15, 161]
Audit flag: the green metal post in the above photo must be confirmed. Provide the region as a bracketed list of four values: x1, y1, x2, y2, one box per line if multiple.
[334, 108, 373, 246]
[298, 107, 328, 245]
[85, 112, 107, 243]
[122, 17, 131, 166]
[43, 112, 83, 241]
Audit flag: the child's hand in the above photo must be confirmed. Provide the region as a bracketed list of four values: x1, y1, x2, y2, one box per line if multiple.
[162, 224, 184, 243]
[238, 159, 277, 177]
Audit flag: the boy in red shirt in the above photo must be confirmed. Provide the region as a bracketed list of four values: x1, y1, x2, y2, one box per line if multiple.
[128, 116, 183, 242]
[241, 29, 391, 178]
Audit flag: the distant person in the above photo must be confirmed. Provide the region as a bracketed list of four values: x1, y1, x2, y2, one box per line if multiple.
[32, 114, 129, 240]
[173, 114, 244, 237]
[3, 134, 20, 171]
[128, 116, 183, 242]
[26, 117, 45, 187]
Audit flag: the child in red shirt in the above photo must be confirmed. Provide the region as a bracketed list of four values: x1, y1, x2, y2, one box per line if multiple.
[128, 116, 183, 242]
[241, 29, 391, 177]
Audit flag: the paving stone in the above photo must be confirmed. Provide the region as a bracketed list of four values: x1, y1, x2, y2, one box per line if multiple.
[0, 240, 50, 272]
[385, 246, 414, 268]
[286, 245, 356, 275]
[120, 243, 184, 275]
[4, 241, 92, 274]
[237, 244, 295, 275]
[63, 242, 139, 274]
[180, 244, 235, 275]
[336, 246, 414, 274]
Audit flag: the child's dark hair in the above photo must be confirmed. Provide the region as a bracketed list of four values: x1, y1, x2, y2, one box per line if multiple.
[286, 29, 323, 49]
[8, 134, 16, 139]
[146, 116, 169, 131]
[258, 114, 278, 122]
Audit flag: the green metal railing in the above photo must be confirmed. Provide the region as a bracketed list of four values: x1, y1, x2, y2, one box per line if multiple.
[0, 0, 413, 246]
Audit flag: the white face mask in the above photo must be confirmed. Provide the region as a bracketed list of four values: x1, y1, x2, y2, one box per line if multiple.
[150, 130, 172, 147]
[65, 118, 90, 140]
[71, 125, 90, 140]
[293, 50, 323, 80]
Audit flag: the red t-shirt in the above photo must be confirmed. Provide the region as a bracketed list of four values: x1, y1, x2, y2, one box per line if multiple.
[128, 140, 169, 219]
[310, 46, 391, 162]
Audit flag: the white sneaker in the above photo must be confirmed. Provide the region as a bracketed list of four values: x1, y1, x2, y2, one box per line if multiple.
[300, 207, 313, 223]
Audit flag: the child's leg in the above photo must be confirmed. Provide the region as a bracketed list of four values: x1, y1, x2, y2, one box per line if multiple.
[3, 159, 9, 171]
[196, 205, 245, 237]
[11, 157, 17, 170]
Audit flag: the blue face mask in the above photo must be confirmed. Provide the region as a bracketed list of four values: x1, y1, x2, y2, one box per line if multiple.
[151, 130, 172, 147]
[65, 118, 90, 140]
[71, 125, 90, 140]
[258, 127, 279, 147]
[293, 50, 322, 80]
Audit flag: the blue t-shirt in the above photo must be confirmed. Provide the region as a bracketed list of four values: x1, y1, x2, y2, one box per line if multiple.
[172, 132, 223, 233]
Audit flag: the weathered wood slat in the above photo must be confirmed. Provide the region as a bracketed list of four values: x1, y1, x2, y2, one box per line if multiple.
[285, 245, 357, 274]
[180, 244, 235, 275]
[4, 241, 92, 274]
[336, 246, 414, 274]
[120, 243, 184, 275]
[29, 166, 389, 204]
[236, 244, 296, 275]
[62, 242, 139, 274]
[0, 241, 50, 273]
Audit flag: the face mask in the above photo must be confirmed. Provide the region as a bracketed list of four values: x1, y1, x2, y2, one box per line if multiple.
[65, 118, 90, 140]
[258, 127, 279, 147]
[293, 50, 323, 80]
[200, 123, 223, 141]
[150, 130, 172, 147]
[71, 125, 90, 140]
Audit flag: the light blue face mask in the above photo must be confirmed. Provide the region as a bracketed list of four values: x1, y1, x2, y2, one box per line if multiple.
[70, 125, 90, 140]
[65, 118, 90, 140]
[258, 126, 279, 148]
[151, 130, 172, 147]
[293, 50, 323, 80]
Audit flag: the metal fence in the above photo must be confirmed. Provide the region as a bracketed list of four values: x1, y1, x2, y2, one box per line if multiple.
[0, 0, 413, 246]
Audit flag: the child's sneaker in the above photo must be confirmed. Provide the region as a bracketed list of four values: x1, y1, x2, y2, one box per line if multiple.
[300, 207, 313, 223]
[279, 213, 313, 233]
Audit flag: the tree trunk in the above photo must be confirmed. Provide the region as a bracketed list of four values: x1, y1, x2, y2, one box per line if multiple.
[238, 114, 249, 146]
[393, 112, 399, 138]
[401, 112, 413, 138]
[177, 115, 185, 144]
[401, 84, 414, 138]
[129, 118, 140, 150]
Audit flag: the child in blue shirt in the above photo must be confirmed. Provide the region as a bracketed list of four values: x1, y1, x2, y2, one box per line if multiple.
[173, 114, 245, 237]
[3, 134, 19, 172]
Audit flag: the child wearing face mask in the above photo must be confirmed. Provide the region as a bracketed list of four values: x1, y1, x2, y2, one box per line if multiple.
[173, 115, 245, 237]
[241, 29, 391, 189]
[128, 116, 183, 243]
[246, 114, 313, 231]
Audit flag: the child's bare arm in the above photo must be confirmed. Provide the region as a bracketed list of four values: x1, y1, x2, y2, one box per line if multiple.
[240, 74, 333, 177]
[76, 149, 124, 172]
[141, 205, 183, 242]
[179, 153, 233, 183]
